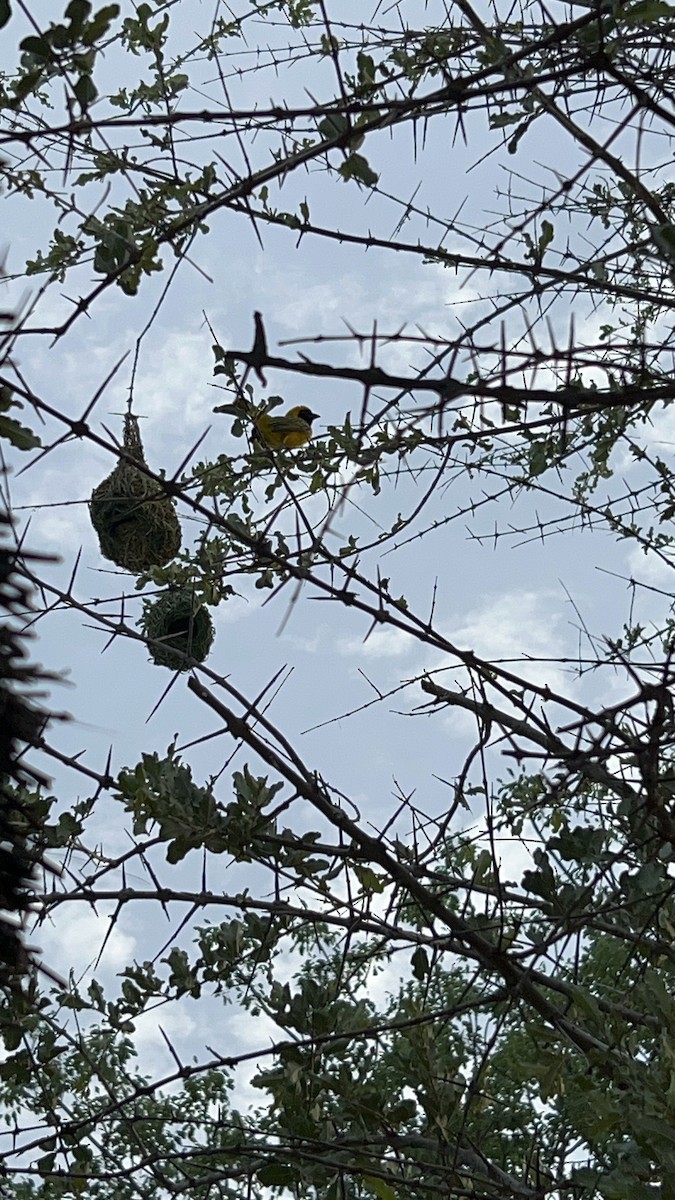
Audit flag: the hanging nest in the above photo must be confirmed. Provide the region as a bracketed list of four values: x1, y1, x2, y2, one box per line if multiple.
[89, 414, 181, 573]
[141, 588, 215, 671]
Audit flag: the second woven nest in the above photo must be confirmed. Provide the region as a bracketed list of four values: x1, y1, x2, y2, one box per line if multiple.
[90, 414, 181, 573]
[141, 589, 215, 671]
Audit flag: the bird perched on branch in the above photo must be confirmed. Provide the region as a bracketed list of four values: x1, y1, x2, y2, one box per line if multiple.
[254, 406, 320, 449]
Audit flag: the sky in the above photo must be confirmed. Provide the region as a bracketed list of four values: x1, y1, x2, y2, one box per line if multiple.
[2, 0, 674, 1097]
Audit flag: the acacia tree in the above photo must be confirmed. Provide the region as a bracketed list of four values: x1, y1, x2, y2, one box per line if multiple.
[1, 1, 675, 1198]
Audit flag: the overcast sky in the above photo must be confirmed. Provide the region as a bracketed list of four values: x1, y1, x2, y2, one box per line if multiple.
[3, 0, 673, 1090]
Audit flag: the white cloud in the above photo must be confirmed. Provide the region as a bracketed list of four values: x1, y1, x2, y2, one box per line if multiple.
[453, 588, 563, 665]
[132, 997, 197, 1075]
[34, 904, 136, 985]
[412, 587, 576, 741]
[642, 401, 675, 449]
[122, 330, 215, 434]
[624, 540, 675, 588]
[338, 624, 415, 659]
[257, 256, 473, 378]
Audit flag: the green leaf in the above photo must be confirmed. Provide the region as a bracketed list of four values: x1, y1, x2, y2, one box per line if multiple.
[66, 0, 92, 25]
[257, 1164, 298, 1186]
[52, 24, 74, 49]
[338, 152, 379, 187]
[19, 35, 50, 58]
[354, 863, 385, 893]
[318, 112, 350, 141]
[632, 1114, 675, 1152]
[37, 1153, 56, 1176]
[357, 51, 376, 87]
[652, 222, 675, 263]
[84, 4, 121, 45]
[490, 111, 522, 128]
[364, 1176, 398, 1200]
[411, 946, 429, 980]
[538, 219, 554, 253]
[0, 0, 11, 29]
[527, 440, 550, 476]
[319, 33, 340, 55]
[624, 0, 673, 21]
[0, 414, 42, 451]
[74, 73, 98, 110]
[507, 119, 532, 153]
[474, 847, 492, 881]
[387, 1098, 417, 1124]
[522, 850, 556, 900]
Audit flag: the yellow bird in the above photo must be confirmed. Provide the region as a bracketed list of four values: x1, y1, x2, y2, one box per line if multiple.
[253, 406, 320, 449]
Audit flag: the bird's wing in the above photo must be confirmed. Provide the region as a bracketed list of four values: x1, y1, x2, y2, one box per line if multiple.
[261, 414, 312, 434]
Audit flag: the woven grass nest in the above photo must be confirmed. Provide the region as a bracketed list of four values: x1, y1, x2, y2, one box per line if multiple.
[141, 588, 215, 671]
[89, 415, 181, 573]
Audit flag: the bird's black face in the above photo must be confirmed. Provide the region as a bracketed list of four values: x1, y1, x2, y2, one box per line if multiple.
[298, 408, 320, 425]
